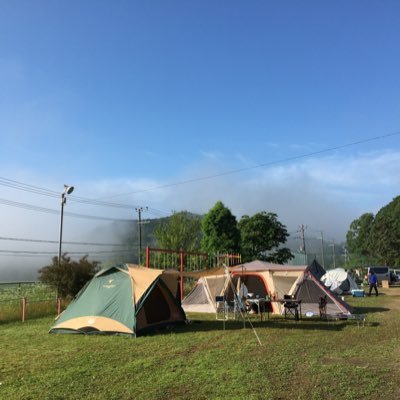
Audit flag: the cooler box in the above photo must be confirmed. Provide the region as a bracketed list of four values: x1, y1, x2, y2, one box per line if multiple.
[351, 289, 365, 297]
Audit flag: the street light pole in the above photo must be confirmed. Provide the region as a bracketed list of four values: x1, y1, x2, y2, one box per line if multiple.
[58, 185, 74, 269]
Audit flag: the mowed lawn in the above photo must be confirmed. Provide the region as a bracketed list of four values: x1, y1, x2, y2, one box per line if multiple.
[1, 288, 400, 400]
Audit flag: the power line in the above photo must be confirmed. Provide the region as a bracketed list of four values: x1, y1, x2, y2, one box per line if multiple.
[0, 177, 133, 208]
[99, 130, 400, 199]
[0, 253, 52, 258]
[0, 177, 172, 217]
[0, 198, 132, 222]
[0, 177, 59, 197]
[0, 236, 133, 247]
[0, 249, 133, 255]
[0, 178, 173, 222]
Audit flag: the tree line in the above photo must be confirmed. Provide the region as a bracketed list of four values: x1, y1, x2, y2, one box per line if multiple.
[39, 201, 292, 297]
[346, 195, 400, 267]
[155, 201, 293, 264]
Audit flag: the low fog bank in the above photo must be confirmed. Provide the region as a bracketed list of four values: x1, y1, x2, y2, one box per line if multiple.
[0, 262, 42, 282]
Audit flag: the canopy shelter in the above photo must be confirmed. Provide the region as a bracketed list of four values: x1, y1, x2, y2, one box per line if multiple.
[50, 264, 186, 336]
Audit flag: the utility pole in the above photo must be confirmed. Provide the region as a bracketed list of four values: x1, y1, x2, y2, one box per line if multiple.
[135, 206, 148, 265]
[299, 224, 307, 264]
[319, 231, 325, 269]
[330, 239, 336, 268]
[343, 246, 349, 267]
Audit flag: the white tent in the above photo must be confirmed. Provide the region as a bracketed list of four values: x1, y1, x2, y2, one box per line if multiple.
[320, 268, 358, 295]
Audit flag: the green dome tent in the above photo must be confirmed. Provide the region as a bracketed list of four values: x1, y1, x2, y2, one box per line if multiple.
[50, 264, 186, 336]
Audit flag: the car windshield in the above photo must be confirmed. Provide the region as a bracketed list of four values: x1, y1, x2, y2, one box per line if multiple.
[371, 267, 389, 274]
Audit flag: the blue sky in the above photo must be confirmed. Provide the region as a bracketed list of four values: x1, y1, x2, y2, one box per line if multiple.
[1, 1, 400, 276]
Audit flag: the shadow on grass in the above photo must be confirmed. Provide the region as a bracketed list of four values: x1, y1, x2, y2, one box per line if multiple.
[0, 319, 21, 326]
[145, 317, 359, 336]
[352, 306, 390, 314]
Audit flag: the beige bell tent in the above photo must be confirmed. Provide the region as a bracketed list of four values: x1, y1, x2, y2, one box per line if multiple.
[50, 264, 186, 336]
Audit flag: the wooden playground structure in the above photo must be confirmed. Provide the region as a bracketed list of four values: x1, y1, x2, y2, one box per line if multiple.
[144, 246, 241, 299]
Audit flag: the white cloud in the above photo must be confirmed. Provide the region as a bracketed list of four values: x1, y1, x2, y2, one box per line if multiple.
[200, 151, 223, 160]
[1, 149, 399, 279]
[263, 142, 279, 148]
[161, 149, 400, 238]
[234, 153, 257, 168]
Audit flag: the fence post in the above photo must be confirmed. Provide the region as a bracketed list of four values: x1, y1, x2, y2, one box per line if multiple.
[21, 297, 26, 322]
[57, 297, 61, 317]
[180, 249, 184, 301]
[146, 246, 150, 268]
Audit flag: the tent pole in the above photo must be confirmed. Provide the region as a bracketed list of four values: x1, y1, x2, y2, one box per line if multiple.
[223, 265, 262, 346]
[180, 250, 184, 301]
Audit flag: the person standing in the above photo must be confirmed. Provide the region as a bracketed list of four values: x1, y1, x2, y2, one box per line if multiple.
[368, 269, 379, 296]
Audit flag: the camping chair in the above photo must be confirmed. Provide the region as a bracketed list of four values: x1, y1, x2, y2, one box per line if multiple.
[283, 294, 300, 320]
[318, 295, 327, 319]
[215, 296, 229, 320]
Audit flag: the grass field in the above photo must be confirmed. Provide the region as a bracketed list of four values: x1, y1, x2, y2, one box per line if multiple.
[1, 288, 400, 400]
[0, 282, 57, 322]
[0, 282, 56, 301]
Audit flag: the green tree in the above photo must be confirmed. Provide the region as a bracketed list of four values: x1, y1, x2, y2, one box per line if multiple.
[155, 211, 202, 251]
[238, 211, 292, 263]
[370, 196, 400, 266]
[346, 213, 374, 255]
[201, 201, 240, 253]
[39, 254, 100, 298]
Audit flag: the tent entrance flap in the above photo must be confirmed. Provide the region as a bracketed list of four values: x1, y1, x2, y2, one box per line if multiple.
[135, 277, 186, 332]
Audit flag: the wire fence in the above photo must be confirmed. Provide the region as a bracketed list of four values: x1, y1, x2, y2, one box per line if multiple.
[0, 282, 66, 323]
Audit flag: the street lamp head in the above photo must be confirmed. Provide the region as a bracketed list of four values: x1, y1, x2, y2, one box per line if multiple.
[64, 185, 74, 195]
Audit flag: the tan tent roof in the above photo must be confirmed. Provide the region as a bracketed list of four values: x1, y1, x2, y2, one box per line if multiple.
[231, 260, 307, 272]
[124, 264, 180, 303]
[182, 266, 228, 278]
[182, 261, 306, 279]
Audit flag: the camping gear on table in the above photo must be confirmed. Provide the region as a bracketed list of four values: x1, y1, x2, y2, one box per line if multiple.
[182, 260, 306, 315]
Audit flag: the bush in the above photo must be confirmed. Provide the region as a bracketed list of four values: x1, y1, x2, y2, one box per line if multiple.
[39, 255, 100, 298]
